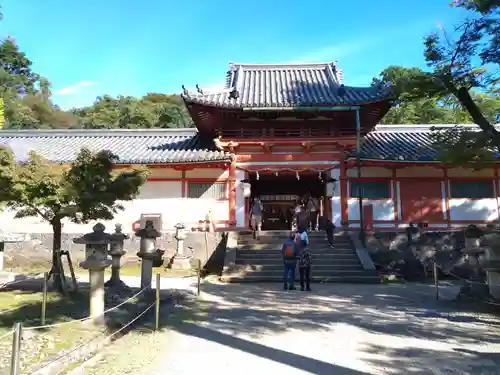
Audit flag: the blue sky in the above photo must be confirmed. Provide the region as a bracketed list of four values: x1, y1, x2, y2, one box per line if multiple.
[1, 0, 468, 109]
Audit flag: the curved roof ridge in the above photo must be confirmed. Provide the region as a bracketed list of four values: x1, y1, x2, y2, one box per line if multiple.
[229, 61, 338, 70]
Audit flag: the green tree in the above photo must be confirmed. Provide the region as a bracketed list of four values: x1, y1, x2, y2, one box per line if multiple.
[71, 93, 193, 129]
[0, 147, 148, 292]
[376, 1, 499, 164]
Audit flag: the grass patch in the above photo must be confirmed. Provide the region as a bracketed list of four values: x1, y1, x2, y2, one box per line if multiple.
[0, 289, 101, 374]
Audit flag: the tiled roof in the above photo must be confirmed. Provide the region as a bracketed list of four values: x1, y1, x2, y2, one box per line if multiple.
[357, 124, 494, 162]
[1, 124, 494, 165]
[182, 62, 391, 108]
[0, 129, 231, 164]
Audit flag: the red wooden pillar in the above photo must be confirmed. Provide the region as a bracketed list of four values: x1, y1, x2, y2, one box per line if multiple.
[444, 167, 451, 229]
[340, 158, 348, 226]
[229, 162, 236, 226]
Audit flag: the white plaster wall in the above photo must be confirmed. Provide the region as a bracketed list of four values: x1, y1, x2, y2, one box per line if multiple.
[0, 180, 229, 234]
[346, 180, 395, 224]
[235, 169, 246, 227]
[347, 199, 396, 222]
[330, 168, 341, 227]
[449, 199, 499, 222]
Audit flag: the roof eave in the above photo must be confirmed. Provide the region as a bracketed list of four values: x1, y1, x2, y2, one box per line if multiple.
[183, 96, 393, 111]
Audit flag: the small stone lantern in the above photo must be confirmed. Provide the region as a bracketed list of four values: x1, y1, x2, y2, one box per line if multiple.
[74, 223, 112, 325]
[105, 223, 129, 287]
[136, 220, 164, 289]
[172, 223, 191, 269]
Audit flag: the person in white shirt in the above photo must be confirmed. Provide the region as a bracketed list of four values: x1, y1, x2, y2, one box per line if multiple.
[306, 195, 319, 231]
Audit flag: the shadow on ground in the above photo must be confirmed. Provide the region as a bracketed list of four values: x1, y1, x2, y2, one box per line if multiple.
[0, 276, 184, 337]
[159, 282, 500, 374]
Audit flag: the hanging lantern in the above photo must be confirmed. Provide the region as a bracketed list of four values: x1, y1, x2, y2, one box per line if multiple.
[242, 181, 251, 198]
[296, 171, 300, 180]
[275, 171, 279, 177]
[256, 171, 260, 180]
[325, 178, 337, 197]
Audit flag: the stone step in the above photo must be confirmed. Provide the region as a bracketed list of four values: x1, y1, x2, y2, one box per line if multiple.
[238, 241, 352, 246]
[237, 230, 334, 237]
[236, 254, 359, 262]
[236, 249, 356, 256]
[221, 274, 380, 284]
[235, 258, 361, 266]
[237, 246, 351, 252]
[232, 264, 365, 271]
[227, 268, 373, 277]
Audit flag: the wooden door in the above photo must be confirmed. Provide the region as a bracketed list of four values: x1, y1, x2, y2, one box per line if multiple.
[399, 181, 444, 223]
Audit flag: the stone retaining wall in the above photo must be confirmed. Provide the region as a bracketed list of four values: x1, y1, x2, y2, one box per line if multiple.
[366, 230, 483, 280]
[2, 231, 227, 273]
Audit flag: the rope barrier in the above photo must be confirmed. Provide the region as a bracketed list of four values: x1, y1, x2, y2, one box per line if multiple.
[23, 284, 151, 331]
[433, 261, 500, 307]
[0, 303, 30, 315]
[0, 329, 14, 341]
[33, 301, 156, 372]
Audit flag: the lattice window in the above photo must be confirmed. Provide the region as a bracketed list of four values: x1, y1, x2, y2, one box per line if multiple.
[450, 181, 493, 199]
[350, 181, 391, 199]
[188, 182, 227, 199]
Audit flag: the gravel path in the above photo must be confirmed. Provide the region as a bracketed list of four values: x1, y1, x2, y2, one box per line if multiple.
[82, 282, 500, 375]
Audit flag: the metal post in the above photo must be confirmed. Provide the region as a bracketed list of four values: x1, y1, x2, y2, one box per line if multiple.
[197, 259, 201, 297]
[41, 272, 48, 326]
[10, 323, 22, 375]
[155, 273, 160, 331]
[355, 108, 365, 246]
[433, 262, 439, 300]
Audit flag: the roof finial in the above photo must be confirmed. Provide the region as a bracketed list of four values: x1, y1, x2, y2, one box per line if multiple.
[195, 84, 204, 95]
[337, 84, 346, 97]
[229, 88, 239, 100]
[181, 85, 188, 95]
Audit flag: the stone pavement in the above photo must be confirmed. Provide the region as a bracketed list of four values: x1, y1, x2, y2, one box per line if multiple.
[81, 282, 500, 375]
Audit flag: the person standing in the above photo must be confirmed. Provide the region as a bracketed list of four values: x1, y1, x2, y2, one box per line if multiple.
[306, 195, 319, 231]
[296, 206, 309, 234]
[281, 233, 298, 290]
[250, 197, 263, 239]
[298, 237, 312, 291]
[325, 219, 336, 248]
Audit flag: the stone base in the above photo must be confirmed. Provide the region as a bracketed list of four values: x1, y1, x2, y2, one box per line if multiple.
[170, 255, 192, 270]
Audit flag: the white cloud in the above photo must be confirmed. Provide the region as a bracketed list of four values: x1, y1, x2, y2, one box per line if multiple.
[54, 81, 96, 96]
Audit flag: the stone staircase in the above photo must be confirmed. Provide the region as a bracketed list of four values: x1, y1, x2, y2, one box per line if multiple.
[222, 231, 380, 283]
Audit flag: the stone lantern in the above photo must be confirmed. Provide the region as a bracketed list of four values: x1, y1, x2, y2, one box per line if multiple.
[135, 220, 164, 289]
[482, 225, 500, 299]
[105, 223, 129, 287]
[74, 223, 112, 325]
[73, 222, 113, 261]
[463, 224, 485, 280]
[171, 223, 191, 269]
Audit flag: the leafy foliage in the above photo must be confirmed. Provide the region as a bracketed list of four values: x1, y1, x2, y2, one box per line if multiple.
[0, 147, 148, 224]
[0, 146, 148, 289]
[375, 1, 500, 165]
[0, 35, 192, 129]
